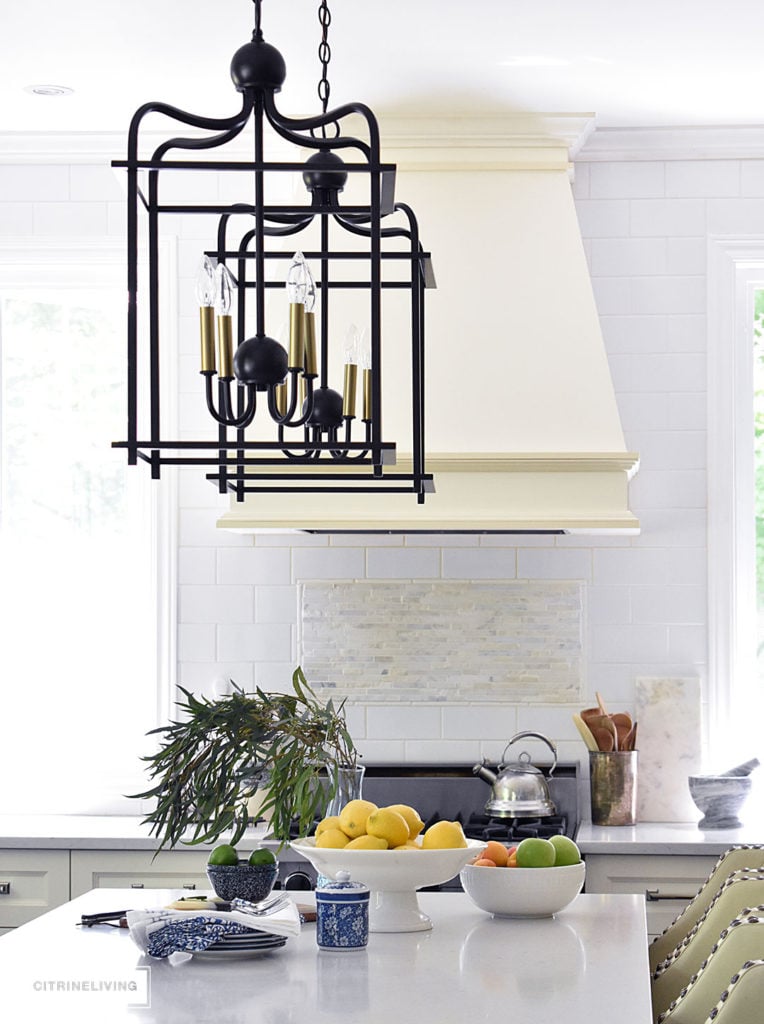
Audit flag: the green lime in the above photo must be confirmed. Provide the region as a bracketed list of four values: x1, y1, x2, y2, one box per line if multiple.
[208, 843, 239, 866]
[248, 848, 277, 867]
[549, 834, 581, 866]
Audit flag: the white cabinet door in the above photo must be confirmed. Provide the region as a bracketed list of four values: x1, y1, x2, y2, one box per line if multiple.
[0, 850, 70, 928]
[585, 853, 716, 940]
[70, 850, 211, 898]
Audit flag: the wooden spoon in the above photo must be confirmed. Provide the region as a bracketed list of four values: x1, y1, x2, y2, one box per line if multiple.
[590, 725, 615, 752]
[573, 713, 600, 752]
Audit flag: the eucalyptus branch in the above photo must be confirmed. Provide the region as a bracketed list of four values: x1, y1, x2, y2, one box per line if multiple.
[131, 667, 359, 853]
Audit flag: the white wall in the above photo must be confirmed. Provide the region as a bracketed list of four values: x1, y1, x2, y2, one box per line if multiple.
[3, 131, 762, 790]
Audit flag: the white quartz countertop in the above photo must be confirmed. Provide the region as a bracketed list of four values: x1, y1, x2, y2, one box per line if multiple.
[0, 887, 652, 1023]
[577, 819, 764, 855]
[0, 815, 270, 850]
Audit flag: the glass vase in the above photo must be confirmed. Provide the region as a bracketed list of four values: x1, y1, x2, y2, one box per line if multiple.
[326, 764, 365, 818]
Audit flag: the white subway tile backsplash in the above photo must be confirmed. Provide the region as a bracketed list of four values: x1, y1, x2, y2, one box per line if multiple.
[180, 509, 253, 547]
[442, 706, 518, 740]
[629, 469, 706, 510]
[629, 275, 705, 316]
[630, 199, 706, 237]
[590, 276, 631, 315]
[615, 393, 670, 431]
[179, 661, 254, 693]
[665, 160, 740, 198]
[442, 548, 516, 579]
[293, 547, 365, 581]
[667, 239, 706, 277]
[631, 585, 706, 624]
[590, 161, 665, 198]
[517, 548, 592, 580]
[356, 739, 407, 763]
[33, 201, 108, 235]
[255, 585, 298, 624]
[367, 706, 441, 740]
[515, 707, 581, 742]
[178, 623, 216, 662]
[218, 547, 291, 585]
[0, 202, 34, 234]
[587, 586, 632, 625]
[178, 547, 217, 585]
[70, 164, 125, 201]
[217, 623, 292, 662]
[575, 199, 630, 237]
[600, 315, 669, 354]
[590, 623, 669, 663]
[0, 163, 69, 200]
[667, 624, 707, 663]
[741, 161, 764, 197]
[180, 584, 254, 624]
[608, 353, 705, 393]
[626, 430, 706, 470]
[667, 314, 706, 352]
[366, 546, 440, 579]
[590, 237, 668, 276]
[403, 739, 477, 762]
[707, 198, 764, 234]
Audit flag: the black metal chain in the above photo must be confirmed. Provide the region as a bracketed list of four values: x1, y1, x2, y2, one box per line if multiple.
[317, 0, 332, 114]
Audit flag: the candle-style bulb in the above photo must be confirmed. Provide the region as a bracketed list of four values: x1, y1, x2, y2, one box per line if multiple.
[358, 328, 371, 370]
[216, 264, 236, 316]
[304, 261, 316, 314]
[286, 251, 308, 305]
[195, 255, 216, 307]
[344, 324, 359, 365]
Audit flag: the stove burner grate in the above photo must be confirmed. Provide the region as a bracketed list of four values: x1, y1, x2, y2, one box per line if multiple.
[462, 813, 569, 844]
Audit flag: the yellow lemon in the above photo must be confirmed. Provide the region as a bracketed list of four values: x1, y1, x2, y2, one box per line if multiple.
[383, 803, 425, 840]
[315, 816, 342, 837]
[345, 835, 388, 850]
[315, 828, 350, 849]
[393, 841, 422, 850]
[421, 820, 467, 850]
[338, 799, 378, 838]
[366, 807, 410, 848]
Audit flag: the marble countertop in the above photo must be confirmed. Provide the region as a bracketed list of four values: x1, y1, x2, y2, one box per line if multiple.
[0, 887, 652, 1023]
[577, 819, 764, 855]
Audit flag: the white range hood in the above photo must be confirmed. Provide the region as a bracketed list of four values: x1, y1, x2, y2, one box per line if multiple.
[218, 115, 639, 534]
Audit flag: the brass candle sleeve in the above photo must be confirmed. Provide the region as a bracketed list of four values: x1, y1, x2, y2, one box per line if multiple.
[304, 310, 318, 376]
[288, 302, 305, 369]
[343, 363, 358, 418]
[275, 381, 288, 417]
[362, 367, 372, 422]
[199, 306, 216, 373]
[217, 315, 234, 380]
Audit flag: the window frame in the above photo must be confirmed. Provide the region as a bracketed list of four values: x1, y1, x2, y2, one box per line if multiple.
[707, 235, 764, 762]
[0, 237, 177, 811]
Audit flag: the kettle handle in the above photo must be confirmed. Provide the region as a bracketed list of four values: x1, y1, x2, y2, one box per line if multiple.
[500, 731, 557, 777]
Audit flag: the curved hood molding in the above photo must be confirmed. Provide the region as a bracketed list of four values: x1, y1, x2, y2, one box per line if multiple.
[217, 114, 640, 535]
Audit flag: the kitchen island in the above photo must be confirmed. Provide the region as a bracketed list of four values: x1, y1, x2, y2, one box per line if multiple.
[0, 886, 651, 1023]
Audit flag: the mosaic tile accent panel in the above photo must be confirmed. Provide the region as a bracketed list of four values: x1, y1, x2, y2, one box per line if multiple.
[300, 581, 584, 703]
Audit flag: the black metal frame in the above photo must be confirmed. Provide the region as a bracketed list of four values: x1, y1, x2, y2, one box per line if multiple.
[112, 10, 434, 504]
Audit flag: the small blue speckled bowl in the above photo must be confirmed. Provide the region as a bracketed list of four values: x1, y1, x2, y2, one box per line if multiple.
[206, 861, 278, 902]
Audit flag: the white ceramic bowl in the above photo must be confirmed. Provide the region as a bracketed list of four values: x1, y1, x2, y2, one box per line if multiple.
[460, 860, 586, 918]
[290, 837, 485, 932]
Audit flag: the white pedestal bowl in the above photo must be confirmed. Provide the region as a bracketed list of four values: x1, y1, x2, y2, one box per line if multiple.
[291, 837, 485, 932]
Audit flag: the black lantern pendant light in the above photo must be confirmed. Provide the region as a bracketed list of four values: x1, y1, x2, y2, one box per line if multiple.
[113, 0, 435, 503]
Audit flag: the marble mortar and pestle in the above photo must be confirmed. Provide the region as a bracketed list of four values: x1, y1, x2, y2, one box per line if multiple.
[688, 758, 760, 829]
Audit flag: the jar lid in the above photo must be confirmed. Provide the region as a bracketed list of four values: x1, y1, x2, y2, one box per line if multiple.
[317, 870, 369, 896]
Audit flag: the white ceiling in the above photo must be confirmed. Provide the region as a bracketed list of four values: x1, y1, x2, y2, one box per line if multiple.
[3, 1, 764, 135]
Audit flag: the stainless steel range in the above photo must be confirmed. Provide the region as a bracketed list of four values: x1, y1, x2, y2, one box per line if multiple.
[269, 762, 579, 891]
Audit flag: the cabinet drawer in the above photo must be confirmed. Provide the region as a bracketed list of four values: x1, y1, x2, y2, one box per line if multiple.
[0, 850, 70, 927]
[585, 853, 718, 940]
[70, 850, 211, 898]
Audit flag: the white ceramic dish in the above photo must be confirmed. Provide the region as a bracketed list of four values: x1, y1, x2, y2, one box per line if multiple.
[460, 860, 586, 918]
[291, 837, 485, 932]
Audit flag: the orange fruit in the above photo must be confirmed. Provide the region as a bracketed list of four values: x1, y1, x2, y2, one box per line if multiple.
[484, 841, 509, 867]
[473, 857, 498, 867]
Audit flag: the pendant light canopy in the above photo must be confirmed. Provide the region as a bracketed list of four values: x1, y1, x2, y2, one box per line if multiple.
[113, 0, 434, 504]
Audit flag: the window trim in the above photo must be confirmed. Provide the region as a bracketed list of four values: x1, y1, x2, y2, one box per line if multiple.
[0, 237, 178, 806]
[707, 235, 764, 760]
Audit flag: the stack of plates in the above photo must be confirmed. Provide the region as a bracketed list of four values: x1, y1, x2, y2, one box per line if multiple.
[194, 930, 288, 960]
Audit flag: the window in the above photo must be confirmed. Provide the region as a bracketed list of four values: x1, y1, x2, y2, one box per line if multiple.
[0, 241, 175, 814]
[708, 237, 764, 765]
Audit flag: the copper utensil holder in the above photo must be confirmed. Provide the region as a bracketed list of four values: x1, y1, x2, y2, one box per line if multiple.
[589, 751, 638, 826]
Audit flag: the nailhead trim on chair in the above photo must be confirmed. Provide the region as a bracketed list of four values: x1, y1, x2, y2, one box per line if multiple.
[649, 846, 764, 958]
[656, 911, 764, 1024]
[707, 960, 764, 1021]
[652, 870, 764, 978]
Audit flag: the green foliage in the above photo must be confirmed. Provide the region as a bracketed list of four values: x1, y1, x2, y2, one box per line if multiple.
[132, 667, 358, 852]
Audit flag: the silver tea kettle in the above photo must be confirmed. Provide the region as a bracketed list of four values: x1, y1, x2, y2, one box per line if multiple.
[472, 731, 558, 818]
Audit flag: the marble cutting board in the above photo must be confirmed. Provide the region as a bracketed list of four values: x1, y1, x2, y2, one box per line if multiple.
[635, 676, 702, 822]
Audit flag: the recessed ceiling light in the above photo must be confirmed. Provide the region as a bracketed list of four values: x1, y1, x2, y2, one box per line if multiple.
[24, 84, 74, 97]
